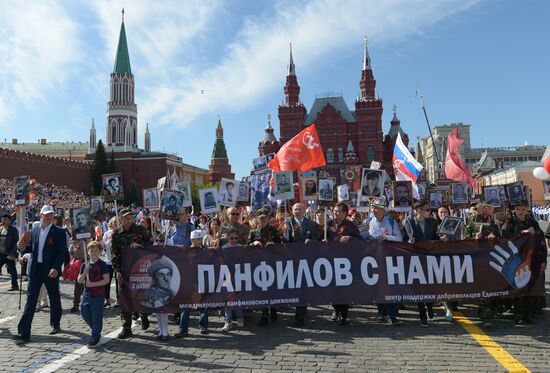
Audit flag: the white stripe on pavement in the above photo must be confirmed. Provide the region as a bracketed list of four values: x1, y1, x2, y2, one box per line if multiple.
[0, 316, 16, 324]
[34, 322, 136, 373]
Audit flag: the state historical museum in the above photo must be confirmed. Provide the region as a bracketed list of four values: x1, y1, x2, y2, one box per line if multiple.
[258, 39, 409, 184]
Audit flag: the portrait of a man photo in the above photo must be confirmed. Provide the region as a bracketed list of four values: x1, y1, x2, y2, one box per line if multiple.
[452, 183, 468, 203]
[394, 181, 411, 207]
[73, 209, 90, 235]
[508, 184, 525, 204]
[485, 187, 501, 206]
[319, 180, 333, 201]
[276, 174, 291, 194]
[163, 194, 180, 215]
[361, 170, 382, 197]
[236, 183, 249, 201]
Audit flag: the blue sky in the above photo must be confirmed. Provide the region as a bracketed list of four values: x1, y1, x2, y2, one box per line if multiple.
[0, 0, 548, 178]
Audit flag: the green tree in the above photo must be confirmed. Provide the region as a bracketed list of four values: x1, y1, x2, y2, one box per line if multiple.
[108, 150, 118, 173]
[126, 180, 140, 206]
[92, 140, 108, 195]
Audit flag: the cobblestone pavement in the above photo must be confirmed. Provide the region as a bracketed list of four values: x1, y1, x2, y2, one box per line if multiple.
[0, 258, 548, 373]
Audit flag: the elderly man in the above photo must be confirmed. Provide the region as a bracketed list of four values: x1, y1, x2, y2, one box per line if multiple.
[220, 207, 249, 245]
[13, 205, 67, 343]
[111, 209, 152, 339]
[1, 212, 19, 291]
[368, 198, 402, 325]
[282, 203, 318, 327]
[168, 210, 193, 247]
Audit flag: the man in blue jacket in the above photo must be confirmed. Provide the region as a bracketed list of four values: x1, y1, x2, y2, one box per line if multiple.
[13, 205, 67, 343]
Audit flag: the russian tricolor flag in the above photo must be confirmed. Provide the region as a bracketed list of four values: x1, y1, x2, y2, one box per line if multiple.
[393, 133, 423, 198]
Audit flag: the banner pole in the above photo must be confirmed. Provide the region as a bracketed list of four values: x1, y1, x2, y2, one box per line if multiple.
[114, 199, 121, 233]
[324, 208, 327, 241]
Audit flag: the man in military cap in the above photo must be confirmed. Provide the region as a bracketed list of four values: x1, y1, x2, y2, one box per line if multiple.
[111, 209, 153, 339]
[248, 210, 281, 326]
[140, 256, 174, 308]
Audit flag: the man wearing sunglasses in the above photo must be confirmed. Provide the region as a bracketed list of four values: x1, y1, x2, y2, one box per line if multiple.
[404, 200, 439, 328]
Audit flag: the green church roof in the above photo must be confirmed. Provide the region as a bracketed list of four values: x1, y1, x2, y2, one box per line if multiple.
[212, 139, 228, 159]
[113, 21, 132, 74]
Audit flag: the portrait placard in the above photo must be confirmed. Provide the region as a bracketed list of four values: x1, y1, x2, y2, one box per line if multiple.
[102, 173, 124, 202]
[72, 207, 92, 240]
[417, 183, 426, 201]
[506, 182, 527, 206]
[393, 180, 413, 212]
[337, 184, 350, 202]
[143, 188, 160, 209]
[56, 208, 65, 218]
[174, 181, 192, 207]
[300, 176, 318, 201]
[252, 155, 267, 170]
[318, 178, 335, 202]
[384, 187, 394, 205]
[159, 190, 184, 221]
[218, 178, 238, 207]
[483, 186, 502, 207]
[437, 216, 462, 236]
[250, 172, 271, 211]
[90, 196, 104, 218]
[14, 175, 30, 206]
[236, 181, 250, 203]
[349, 192, 358, 208]
[359, 169, 385, 199]
[273, 171, 294, 200]
[475, 204, 494, 225]
[451, 183, 469, 205]
[199, 187, 220, 214]
[157, 177, 167, 190]
[429, 191, 443, 209]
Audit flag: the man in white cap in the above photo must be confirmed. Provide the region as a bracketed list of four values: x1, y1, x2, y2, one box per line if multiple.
[13, 205, 68, 343]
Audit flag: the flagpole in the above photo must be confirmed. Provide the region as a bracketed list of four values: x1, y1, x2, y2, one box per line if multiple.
[416, 88, 441, 165]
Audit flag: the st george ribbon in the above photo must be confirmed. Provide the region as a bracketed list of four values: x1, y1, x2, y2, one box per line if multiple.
[119, 234, 546, 313]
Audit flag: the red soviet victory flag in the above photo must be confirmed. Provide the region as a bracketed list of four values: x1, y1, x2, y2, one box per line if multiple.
[445, 128, 475, 187]
[268, 123, 326, 172]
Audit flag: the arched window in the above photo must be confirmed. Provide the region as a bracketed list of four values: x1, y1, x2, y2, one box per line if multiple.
[367, 146, 375, 162]
[338, 147, 344, 163]
[327, 148, 334, 163]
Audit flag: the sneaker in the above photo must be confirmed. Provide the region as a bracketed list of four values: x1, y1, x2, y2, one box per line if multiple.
[236, 318, 244, 328]
[155, 334, 169, 341]
[388, 318, 402, 326]
[378, 314, 387, 322]
[117, 329, 133, 339]
[444, 311, 453, 322]
[173, 331, 189, 338]
[420, 320, 428, 328]
[88, 337, 100, 346]
[258, 317, 269, 327]
[331, 311, 340, 321]
[221, 322, 232, 332]
[8, 286, 19, 291]
[69, 306, 79, 314]
[39, 303, 49, 309]
[199, 327, 208, 335]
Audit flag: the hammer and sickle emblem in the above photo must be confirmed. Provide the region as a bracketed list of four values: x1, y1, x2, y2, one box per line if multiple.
[302, 132, 319, 149]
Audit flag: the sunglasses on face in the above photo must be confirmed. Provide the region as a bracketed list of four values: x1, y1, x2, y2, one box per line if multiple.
[230, 213, 239, 216]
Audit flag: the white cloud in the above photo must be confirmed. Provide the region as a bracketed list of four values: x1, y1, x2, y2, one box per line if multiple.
[88, 0, 482, 130]
[0, 0, 82, 126]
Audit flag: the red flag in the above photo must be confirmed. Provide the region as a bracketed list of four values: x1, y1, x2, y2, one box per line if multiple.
[268, 123, 326, 172]
[445, 128, 475, 187]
